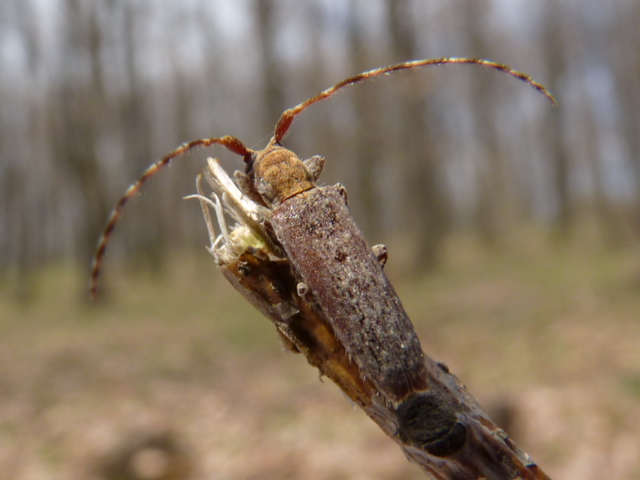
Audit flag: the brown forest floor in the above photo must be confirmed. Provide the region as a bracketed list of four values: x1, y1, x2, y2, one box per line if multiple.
[1, 232, 640, 480]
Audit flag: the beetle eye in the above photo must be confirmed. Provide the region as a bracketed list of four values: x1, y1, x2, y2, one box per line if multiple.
[256, 177, 275, 205]
[245, 152, 258, 174]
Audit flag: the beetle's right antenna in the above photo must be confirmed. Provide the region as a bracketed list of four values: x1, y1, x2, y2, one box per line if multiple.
[274, 57, 557, 143]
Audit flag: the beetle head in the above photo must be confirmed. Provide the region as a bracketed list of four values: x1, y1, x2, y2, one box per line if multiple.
[247, 143, 315, 208]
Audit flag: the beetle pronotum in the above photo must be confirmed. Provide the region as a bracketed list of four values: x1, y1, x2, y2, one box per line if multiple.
[91, 58, 556, 479]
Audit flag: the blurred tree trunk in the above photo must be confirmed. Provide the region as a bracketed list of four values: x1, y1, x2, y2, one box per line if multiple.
[254, 0, 287, 133]
[49, 0, 109, 272]
[345, 0, 383, 239]
[301, 3, 338, 175]
[461, 0, 506, 247]
[6, 0, 43, 302]
[612, 3, 640, 237]
[542, 0, 573, 240]
[386, 0, 450, 272]
[118, 2, 161, 271]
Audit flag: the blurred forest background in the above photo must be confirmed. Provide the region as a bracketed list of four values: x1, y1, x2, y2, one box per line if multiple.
[3, 0, 640, 295]
[2, 1, 640, 480]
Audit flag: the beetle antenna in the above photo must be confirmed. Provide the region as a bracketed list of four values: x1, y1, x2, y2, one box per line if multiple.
[90, 135, 252, 299]
[274, 57, 557, 143]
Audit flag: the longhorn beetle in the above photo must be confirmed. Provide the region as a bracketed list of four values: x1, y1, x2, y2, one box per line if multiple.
[91, 58, 556, 479]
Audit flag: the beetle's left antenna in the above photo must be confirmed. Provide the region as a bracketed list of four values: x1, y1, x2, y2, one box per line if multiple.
[90, 135, 252, 299]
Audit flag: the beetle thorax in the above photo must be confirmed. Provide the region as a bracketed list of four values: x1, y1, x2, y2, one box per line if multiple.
[252, 146, 315, 207]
